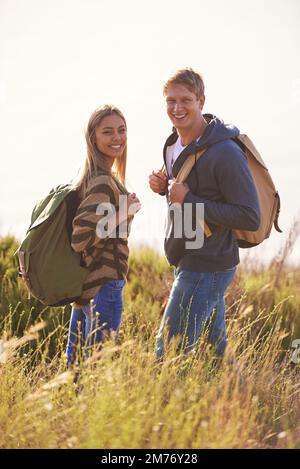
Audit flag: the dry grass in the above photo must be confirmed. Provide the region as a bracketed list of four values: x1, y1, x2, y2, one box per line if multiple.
[0, 225, 300, 449]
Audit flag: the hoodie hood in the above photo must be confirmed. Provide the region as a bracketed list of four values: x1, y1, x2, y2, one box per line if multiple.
[164, 114, 240, 161]
[196, 114, 240, 150]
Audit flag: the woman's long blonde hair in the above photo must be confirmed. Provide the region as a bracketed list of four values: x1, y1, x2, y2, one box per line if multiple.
[72, 105, 127, 200]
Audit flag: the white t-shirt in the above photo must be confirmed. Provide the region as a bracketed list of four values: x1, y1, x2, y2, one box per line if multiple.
[166, 138, 187, 179]
[165, 135, 204, 179]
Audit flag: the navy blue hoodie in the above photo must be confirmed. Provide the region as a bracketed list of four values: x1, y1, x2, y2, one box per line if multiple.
[163, 114, 261, 272]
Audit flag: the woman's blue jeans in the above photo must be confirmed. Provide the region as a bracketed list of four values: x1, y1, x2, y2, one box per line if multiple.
[155, 266, 236, 359]
[66, 279, 125, 366]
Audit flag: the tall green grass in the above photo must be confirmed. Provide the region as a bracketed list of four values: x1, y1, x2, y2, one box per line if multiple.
[0, 231, 299, 449]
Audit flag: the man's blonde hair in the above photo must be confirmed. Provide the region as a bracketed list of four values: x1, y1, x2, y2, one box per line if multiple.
[163, 68, 205, 99]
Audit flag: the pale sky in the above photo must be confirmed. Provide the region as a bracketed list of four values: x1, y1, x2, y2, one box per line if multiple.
[0, 0, 299, 264]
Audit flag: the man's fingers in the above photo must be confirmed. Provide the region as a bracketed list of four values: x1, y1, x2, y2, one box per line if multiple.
[150, 179, 165, 190]
[156, 171, 167, 181]
[150, 174, 163, 182]
[150, 171, 167, 182]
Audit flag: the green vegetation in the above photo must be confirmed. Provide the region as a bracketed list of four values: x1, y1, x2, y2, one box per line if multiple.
[0, 233, 299, 449]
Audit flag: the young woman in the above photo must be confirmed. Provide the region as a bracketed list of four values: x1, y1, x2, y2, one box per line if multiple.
[66, 105, 140, 367]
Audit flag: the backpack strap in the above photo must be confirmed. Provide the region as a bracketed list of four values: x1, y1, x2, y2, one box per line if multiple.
[162, 149, 212, 238]
[175, 148, 206, 182]
[111, 174, 129, 195]
[94, 169, 129, 195]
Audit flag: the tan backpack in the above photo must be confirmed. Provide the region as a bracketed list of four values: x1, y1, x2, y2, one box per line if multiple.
[165, 134, 282, 248]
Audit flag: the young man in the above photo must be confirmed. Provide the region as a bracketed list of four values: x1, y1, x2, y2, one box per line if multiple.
[149, 68, 260, 359]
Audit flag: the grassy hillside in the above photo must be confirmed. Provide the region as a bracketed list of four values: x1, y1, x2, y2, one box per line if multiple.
[0, 233, 299, 449]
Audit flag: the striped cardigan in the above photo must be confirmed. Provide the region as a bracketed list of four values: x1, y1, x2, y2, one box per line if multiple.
[71, 172, 133, 305]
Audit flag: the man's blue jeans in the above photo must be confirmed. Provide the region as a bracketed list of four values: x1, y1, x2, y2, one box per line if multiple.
[155, 267, 236, 359]
[66, 279, 125, 366]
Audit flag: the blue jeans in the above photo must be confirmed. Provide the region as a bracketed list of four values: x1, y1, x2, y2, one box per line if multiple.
[155, 267, 236, 359]
[66, 279, 125, 366]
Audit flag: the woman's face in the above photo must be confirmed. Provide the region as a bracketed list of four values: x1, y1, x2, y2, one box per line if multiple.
[95, 113, 127, 162]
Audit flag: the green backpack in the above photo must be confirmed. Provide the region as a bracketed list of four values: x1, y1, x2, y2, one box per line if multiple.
[15, 183, 90, 306]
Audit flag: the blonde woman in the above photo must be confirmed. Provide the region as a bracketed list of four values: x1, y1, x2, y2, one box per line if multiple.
[66, 105, 140, 367]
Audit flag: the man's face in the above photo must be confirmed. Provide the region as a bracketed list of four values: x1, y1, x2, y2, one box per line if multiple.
[165, 84, 205, 131]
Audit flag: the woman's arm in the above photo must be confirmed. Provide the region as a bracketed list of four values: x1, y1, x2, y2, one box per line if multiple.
[71, 175, 140, 253]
